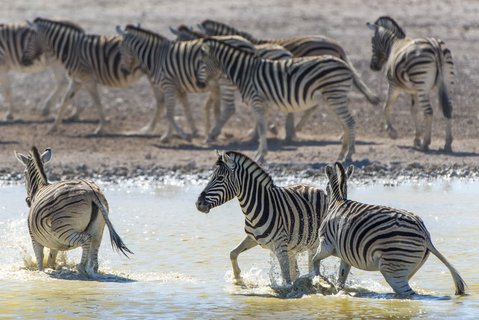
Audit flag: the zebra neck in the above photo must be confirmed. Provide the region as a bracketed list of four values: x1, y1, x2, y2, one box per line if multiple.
[26, 163, 49, 201]
[236, 165, 273, 222]
[221, 52, 256, 89]
[49, 31, 82, 66]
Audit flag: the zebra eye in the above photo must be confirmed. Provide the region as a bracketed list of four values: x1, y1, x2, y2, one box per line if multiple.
[216, 175, 224, 182]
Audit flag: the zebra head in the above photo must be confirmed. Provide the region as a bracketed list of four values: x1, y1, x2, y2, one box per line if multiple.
[196, 151, 239, 213]
[14, 147, 52, 207]
[367, 16, 406, 71]
[116, 25, 145, 76]
[324, 162, 354, 202]
[21, 20, 47, 66]
[169, 25, 204, 41]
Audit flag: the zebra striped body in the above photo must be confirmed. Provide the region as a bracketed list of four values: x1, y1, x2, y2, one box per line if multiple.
[367, 16, 454, 151]
[15, 147, 131, 277]
[117, 24, 212, 142]
[0, 23, 68, 121]
[198, 19, 379, 141]
[22, 18, 161, 135]
[196, 151, 327, 284]
[313, 162, 466, 296]
[171, 25, 294, 142]
[201, 38, 362, 162]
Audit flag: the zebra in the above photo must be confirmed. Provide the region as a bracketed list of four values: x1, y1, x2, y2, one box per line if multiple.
[0, 22, 69, 121]
[195, 151, 328, 285]
[198, 19, 380, 140]
[367, 16, 454, 152]
[170, 24, 294, 142]
[21, 17, 163, 135]
[116, 24, 215, 142]
[15, 146, 132, 277]
[312, 161, 466, 296]
[201, 37, 368, 162]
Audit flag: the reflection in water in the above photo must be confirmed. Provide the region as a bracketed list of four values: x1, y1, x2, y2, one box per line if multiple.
[0, 180, 477, 318]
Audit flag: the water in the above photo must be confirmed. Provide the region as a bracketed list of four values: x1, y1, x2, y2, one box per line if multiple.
[0, 179, 478, 319]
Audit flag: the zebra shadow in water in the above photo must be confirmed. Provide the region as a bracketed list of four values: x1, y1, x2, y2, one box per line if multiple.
[397, 145, 479, 157]
[43, 267, 136, 283]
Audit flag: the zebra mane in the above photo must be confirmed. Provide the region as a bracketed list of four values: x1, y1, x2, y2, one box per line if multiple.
[204, 37, 258, 56]
[175, 25, 206, 40]
[33, 17, 85, 33]
[28, 146, 48, 184]
[325, 162, 349, 201]
[222, 151, 274, 187]
[374, 16, 406, 39]
[124, 24, 171, 43]
[199, 19, 257, 43]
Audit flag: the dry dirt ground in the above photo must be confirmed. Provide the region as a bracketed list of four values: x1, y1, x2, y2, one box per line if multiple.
[1, 0, 478, 183]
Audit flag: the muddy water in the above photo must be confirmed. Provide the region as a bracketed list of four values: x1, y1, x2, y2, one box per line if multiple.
[0, 179, 477, 319]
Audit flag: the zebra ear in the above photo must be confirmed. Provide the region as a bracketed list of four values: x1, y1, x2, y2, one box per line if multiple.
[215, 149, 222, 158]
[366, 22, 378, 32]
[41, 148, 52, 164]
[222, 153, 235, 169]
[116, 25, 125, 35]
[325, 164, 335, 180]
[169, 26, 179, 36]
[346, 165, 354, 179]
[14, 151, 29, 165]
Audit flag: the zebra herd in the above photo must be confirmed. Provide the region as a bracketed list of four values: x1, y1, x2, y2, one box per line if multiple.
[9, 16, 465, 297]
[1, 16, 455, 162]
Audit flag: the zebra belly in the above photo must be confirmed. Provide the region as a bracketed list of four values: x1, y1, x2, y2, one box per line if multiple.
[266, 99, 317, 113]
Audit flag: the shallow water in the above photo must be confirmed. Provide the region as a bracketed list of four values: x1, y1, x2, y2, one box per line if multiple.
[0, 179, 478, 319]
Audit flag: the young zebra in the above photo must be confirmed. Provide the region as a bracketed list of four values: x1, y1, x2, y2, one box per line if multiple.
[15, 147, 132, 277]
[0, 22, 68, 121]
[313, 162, 466, 296]
[196, 151, 328, 285]
[201, 38, 364, 162]
[170, 24, 294, 142]
[21, 17, 162, 135]
[198, 19, 380, 140]
[367, 16, 454, 152]
[116, 24, 212, 142]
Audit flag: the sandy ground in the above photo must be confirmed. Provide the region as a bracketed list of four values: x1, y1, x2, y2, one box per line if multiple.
[1, 0, 478, 183]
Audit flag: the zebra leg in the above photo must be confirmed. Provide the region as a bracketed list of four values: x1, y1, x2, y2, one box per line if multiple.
[229, 235, 258, 283]
[40, 68, 69, 118]
[284, 113, 296, 143]
[275, 246, 292, 285]
[48, 79, 80, 133]
[288, 253, 300, 281]
[337, 260, 351, 290]
[46, 249, 59, 269]
[85, 83, 107, 135]
[203, 82, 220, 136]
[161, 87, 188, 142]
[206, 84, 236, 143]
[417, 92, 433, 150]
[295, 106, 318, 134]
[252, 103, 268, 163]
[32, 239, 45, 271]
[312, 239, 334, 277]
[136, 82, 164, 134]
[410, 94, 422, 148]
[379, 258, 416, 296]
[0, 70, 14, 121]
[177, 91, 198, 138]
[383, 86, 401, 139]
[324, 95, 355, 162]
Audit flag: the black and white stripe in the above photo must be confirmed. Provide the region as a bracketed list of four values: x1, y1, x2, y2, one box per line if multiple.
[0, 22, 68, 121]
[313, 162, 466, 296]
[201, 37, 366, 162]
[196, 151, 327, 284]
[367, 16, 454, 151]
[15, 146, 132, 277]
[22, 17, 160, 135]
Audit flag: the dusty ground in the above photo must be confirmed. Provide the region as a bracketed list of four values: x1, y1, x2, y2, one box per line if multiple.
[1, 0, 478, 183]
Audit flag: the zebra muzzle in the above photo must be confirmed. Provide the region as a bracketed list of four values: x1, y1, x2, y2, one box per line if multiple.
[196, 193, 210, 213]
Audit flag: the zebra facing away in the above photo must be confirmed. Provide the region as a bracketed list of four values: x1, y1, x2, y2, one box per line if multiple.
[201, 38, 364, 163]
[21, 18, 162, 135]
[0, 23, 69, 121]
[195, 151, 328, 285]
[116, 24, 210, 142]
[15, 147, 132, 277]
[312, 162, 466, 296]
[367, 16, 454, 152]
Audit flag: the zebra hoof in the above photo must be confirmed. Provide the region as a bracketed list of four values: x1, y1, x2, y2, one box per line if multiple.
[4, 113, 14, 121]
[387, 128, 398, 140]
[47, 125, 58, 134]
[443, 144, 453, 153]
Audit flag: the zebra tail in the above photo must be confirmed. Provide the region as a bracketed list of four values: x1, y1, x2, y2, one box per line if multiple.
[433, 42, 453, 119]
[344, 56, 381, 105]
[96, 200, 134, 258]
[426, 238, 466, 295]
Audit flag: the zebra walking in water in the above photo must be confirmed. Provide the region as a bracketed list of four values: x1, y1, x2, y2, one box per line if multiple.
[170, 24, 293, 142]
[198, 19, 380, 140]
[0, 22, 68, 121]
[312, 162, 466, 296]
[196, 151, 328, 285]
[367, 16, 455, 152]
[21, 18, 163, 135]
[116, 24, 213, 142]
[201, 37, 367, 162]
[15, 147, 132, 277]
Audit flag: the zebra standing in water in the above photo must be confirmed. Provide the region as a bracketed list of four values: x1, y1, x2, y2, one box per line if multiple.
[169, 24, 293, 142]
[0, 23, 68, 121]
[201, 38, 366, 162]
[367, 16, 454, 152]
[15, 147, 132, 277]
[198, 19, 380, 141]
[21, 18, 163, 135]
[196, 151, 327, 285]
[312, 162, 466, 296]
[116, 24, 212, 142]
